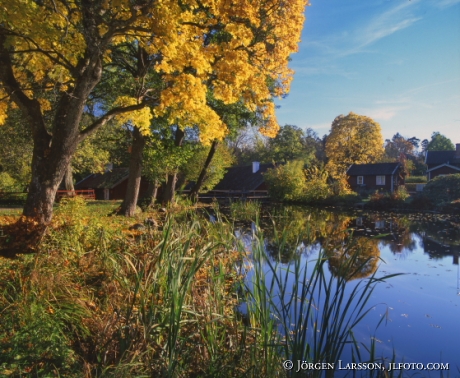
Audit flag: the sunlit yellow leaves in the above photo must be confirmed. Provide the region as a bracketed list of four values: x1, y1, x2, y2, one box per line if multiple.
[258, 102, 280, 138]
[0, 101, 8, 126]
[114, 97, 152, 135]
[326, 112, 384, 179]
[0, 87, 8, 125]
[1, 0, 307, 142]
[37, 98, 51, 112]
[155, 74, 227, 144]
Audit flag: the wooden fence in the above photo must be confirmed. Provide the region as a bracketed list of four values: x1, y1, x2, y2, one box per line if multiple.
[56, 189, 96, 201]
[194, 189, 269, 201]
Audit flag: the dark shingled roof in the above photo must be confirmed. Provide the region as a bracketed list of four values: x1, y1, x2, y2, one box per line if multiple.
[347, 163, 400, 176]
[213, 163, 274, 191]
[425, 150, 459, 166]
[75, 168, 129, 189]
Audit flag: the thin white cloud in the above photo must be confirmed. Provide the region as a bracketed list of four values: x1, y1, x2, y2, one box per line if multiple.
[292, 63, 357, 79]
[404, 78, 460, 95]
[356, 18, 421, 50]
[357, 1, 421, 45]
[301, 0, 424, 63]
[357, 106, 410, 121]
[434, 0, 460, 8]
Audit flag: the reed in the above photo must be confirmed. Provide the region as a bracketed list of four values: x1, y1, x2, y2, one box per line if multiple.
[229, 199, 261, 221]
[243, 222, 401, 377]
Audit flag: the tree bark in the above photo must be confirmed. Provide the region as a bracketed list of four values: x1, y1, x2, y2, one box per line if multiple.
[120, 127, 146, 217]
[161, 127, 185, 205]
[189, 140, 219, 202]
[143, 179, 159, 208]
[63, 164, 75, 193]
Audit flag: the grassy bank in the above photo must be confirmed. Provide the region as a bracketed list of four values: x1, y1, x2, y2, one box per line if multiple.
[0, 199, 399, 377]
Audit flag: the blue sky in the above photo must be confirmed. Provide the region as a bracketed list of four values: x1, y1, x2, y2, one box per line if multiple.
[275, 0, 460, 146]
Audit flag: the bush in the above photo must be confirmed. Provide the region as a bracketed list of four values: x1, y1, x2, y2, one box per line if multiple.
[408, 193, 434, 210]
[394, 186, 410, 201]
[424, 174, 460, 204]
[264, 161, 306, 202]
[369, 188, 409, 209]
[264, 161, 332, 203]
[405, 175, 427, 183]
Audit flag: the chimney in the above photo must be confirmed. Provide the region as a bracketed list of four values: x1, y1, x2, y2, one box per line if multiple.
[252, 161, 260, 173]
[456, 143, 460, 158]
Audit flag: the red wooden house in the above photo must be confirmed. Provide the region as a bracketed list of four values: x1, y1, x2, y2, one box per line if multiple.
[425, 143, 460, 180]
[75, 168, 150, 200]
[347, 163, 404, 193]
[207, 162, 273, 198]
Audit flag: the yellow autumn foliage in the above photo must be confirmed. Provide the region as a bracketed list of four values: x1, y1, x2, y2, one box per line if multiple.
[113, 96, 153, 135]
[325, 112, 384, 179]
[0, 0, 308, 140]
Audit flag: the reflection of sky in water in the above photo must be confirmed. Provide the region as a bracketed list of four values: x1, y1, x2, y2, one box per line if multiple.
[236, 214, 460, 373]
[362, 234, 460, 368]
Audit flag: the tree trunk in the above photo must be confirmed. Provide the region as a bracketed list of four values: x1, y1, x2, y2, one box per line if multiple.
[121, 127, 146, 217]
[0, 32, 105, 224]
[161, 127, 185, 205]
[189, 140, 219, 202]
[143, 179, 159, 208]
[63, 165, 75, 193]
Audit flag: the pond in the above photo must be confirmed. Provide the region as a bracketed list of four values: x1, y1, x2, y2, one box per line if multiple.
[234, 205, 460, 376]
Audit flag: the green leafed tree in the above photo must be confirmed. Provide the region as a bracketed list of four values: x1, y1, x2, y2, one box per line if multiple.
[183, 143, 234, 193]
[426, 132, 455, 151]
[268, 125, 312, 163]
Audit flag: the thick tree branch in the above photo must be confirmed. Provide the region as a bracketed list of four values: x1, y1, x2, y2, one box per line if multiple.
[0, 34, 50, 138]
[78, 101, 155, 141]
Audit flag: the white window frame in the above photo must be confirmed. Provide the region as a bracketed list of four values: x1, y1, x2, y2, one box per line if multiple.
[357, 176, 364, 185]
[376, 175, 386, 185]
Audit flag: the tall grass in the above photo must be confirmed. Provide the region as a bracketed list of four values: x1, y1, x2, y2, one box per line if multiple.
[0, 199, 401, 377]
[229, 200, 261, 221]
[0, 200, 255, 377]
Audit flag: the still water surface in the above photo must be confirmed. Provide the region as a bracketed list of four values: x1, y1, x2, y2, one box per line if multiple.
[235, 206, 460, 373]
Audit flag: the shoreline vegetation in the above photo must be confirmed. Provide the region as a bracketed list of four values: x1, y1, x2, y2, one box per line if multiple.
[0, 198, 410, 377]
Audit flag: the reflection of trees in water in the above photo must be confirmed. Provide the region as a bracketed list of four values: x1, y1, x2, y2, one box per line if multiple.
[262, 207, 382, 277]
[251, 205, 460, 272]
[413, 220, 460, 248]
[379, 226, 417, 254]
[263, 206, 353, 263]
[263, 207, 381, 279]
[264, 239, 320, 264]
[351, 216, 416, 255]
[326, 237, 380, 281]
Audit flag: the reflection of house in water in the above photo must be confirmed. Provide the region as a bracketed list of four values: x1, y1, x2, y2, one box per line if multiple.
[352, 217, 404, 241]
[422, 238, 460, 295]
[375, 220, 385, 229]
[421, 236, 460, 265]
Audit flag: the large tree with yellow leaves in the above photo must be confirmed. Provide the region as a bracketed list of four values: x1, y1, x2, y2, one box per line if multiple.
[325, 112, 384, 181]
[0, 0, 307, 224]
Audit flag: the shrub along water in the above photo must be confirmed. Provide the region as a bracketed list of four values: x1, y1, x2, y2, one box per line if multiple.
[0, 198, 398, 377]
